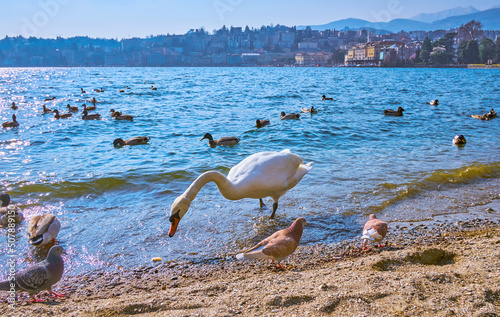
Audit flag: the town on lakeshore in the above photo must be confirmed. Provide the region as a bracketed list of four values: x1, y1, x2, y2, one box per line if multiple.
[1, 20, 499, 68]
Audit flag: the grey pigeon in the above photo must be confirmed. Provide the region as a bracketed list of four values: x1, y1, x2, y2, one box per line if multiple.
[362, 214, 388, 250]
[27, 213, 61, 246]
[236, 217, 307, 268]
[0, 245, 65, 302]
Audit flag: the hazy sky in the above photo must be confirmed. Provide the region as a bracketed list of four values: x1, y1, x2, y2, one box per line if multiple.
[1, 0, 499, 38]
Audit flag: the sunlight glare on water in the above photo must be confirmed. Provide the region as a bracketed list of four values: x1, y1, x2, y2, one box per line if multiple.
[0, 67, 499, 274]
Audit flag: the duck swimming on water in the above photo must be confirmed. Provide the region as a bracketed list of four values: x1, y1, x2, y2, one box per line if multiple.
[53, 109, 72, 119]
[256, 119, 270, 127]
[0, 193, 23, 226]
[83, 104, 96, 111]
[2, 114, 19, 128]
[384, 107, 405, 116]
[81, 110, 100, 120]
[452, 135, 466, 146]
[67, 104, 78, 112]
[201, 133, 240, 146]
[110, 109, 134, 121]
[281, 112, 300, 120]
[301, 106, 317, 113]
[42, 105, 52, 114]
[113, 136, 150, 147]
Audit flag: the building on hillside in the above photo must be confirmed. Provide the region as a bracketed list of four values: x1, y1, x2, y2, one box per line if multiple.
[295, 52, 332, 66]
[345, 41, 416, 65]
[298, 42, 318, 51]
[241, 53, 260, 65]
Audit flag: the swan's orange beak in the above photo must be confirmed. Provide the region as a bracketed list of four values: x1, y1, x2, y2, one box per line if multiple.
[168, 218, 179, 237]
[168, 210, 181, 237]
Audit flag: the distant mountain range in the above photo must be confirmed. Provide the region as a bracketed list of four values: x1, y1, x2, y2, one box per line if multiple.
[410, 6, 479, 23]
[298, 7, 500, 33]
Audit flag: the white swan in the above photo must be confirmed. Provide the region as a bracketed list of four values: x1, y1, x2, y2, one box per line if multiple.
[168, 149, 313, 237]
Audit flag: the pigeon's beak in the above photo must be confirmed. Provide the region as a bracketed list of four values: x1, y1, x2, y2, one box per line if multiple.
[168, 218, 179, 237]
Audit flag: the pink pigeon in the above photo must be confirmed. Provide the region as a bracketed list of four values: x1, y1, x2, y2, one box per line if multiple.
[362, 214, 388, 250]
[236, 217, 307, 268]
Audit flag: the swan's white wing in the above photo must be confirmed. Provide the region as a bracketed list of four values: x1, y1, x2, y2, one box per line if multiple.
[227, 150, 306, 199]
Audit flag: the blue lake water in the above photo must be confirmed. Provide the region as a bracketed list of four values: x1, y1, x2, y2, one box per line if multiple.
[0, 67, 499, 275]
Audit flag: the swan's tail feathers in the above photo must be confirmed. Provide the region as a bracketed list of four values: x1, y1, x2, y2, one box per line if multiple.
[303, 162, 313, 171]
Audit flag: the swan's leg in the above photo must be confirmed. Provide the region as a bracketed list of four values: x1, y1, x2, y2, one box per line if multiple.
[259, 198, 265, 209]
[270, 203, 278, 219]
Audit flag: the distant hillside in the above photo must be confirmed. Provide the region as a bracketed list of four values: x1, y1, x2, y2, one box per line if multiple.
[430, 8, 500, 30]
[298, 8, 500, 33]
[411, 6, 479, 23]
[298, 18, 384, 32]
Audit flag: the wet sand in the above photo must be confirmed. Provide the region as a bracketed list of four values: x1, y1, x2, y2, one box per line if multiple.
[1, 217, 500, 317]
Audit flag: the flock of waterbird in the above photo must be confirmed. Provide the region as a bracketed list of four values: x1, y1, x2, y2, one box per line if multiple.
[0, 88, 497, 303]
[2, 86, 155, 147]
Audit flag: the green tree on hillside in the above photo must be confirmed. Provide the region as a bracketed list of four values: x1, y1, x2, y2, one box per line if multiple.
[457, 41, 467, 64]
[433, 32, 456, 52]
[431, 51, 454, 64]
[457, 20, 484, 41]
[495, 38, 500, 63]
[431, 33, 457, 64]
[419, 37, 432, 63]
[458, 40, 480, 64]
[329, 49, 346, 65]
[479, 38, 496, 64]
[466, 40, 480, 64]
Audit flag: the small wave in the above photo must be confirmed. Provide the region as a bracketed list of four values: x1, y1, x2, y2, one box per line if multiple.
[363, 161, 500, 213]
[6, 170, 197, 200]
[264, 94, 302, 99]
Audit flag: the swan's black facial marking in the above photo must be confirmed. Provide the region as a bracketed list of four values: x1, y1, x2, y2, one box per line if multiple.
[170, 210, 180, 223]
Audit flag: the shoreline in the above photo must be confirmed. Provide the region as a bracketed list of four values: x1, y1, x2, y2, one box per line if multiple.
[0, 64, 499, 69]
[1, 217, 499, 316]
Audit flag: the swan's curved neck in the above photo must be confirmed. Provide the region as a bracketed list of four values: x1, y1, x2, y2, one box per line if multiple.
[183, 171, 238, 201]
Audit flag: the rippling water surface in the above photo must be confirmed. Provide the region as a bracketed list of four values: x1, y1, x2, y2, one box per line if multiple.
[0, 67, 499, 275]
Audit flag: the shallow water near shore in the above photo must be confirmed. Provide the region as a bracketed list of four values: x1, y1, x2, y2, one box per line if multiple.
[0, 67, 499, 275]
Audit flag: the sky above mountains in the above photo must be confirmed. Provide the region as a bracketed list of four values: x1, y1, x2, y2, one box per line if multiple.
[1, 0, 499, 38]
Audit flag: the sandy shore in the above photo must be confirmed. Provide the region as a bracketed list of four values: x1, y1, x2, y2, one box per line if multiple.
[1, 217, 500, 317]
